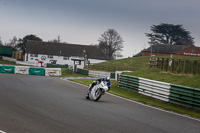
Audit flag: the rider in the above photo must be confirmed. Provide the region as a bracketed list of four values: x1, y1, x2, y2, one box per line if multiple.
[86, 76, 111, 96]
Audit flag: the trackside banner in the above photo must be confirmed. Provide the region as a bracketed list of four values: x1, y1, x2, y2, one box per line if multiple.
[45, 68, 61, 76]
[29, 67, 45, 76]
[0, 65, 15, 74]
[15, 66, 30, 75]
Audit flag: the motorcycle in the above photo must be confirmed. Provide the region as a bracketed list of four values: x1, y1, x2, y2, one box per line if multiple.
[86, 81, 109, 101]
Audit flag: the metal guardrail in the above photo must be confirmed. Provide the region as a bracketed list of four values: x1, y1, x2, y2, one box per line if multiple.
[77, 68, 115, 79]
[119, 74, 200, 110]
[170, 84, 200, 110]
[119, 74, 139, 93]
[138, 78, 170, 102]
[89, 70, 110, 78]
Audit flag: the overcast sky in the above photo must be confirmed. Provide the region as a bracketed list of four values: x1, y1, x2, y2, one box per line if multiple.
[0, 0, 200, 57]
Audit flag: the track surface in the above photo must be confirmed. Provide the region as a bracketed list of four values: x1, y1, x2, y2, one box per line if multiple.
[0, 73, 199, 133]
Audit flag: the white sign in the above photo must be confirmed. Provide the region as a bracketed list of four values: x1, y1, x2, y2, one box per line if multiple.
[183, 53, 200, 56]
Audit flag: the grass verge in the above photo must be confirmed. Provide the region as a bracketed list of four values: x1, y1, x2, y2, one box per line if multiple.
[123, 68, 200, 89]
[0, 59, 16, 65]
[69, 79, 200, 119]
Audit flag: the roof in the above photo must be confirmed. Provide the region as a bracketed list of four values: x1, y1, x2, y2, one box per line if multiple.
[25, 40, 108, 60]
[143, 44, 192, 54]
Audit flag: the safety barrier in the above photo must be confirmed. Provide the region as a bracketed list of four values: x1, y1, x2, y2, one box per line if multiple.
[119, 75, 139, 93]
[45, 68, 61, 76]
[15, 66, 30, 75]
[77, 68, 115, 79]
[0, 65, 61, 77]
[0, 65, 15, 74]
[169, 84, 200, 110]
[138, 78, 170, 102]
[47, 63, 68, 68]
[77, 68, 89, 75]
[89, 70, 110, 78]
[119, 74, 200, 110]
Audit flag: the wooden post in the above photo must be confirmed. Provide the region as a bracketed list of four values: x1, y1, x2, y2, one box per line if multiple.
[157, 58, 160, 68]
[165, 58, 169, 71]
[185, 60, 188, 74]
[193, 60, 197, 75]
[171, 59, 174, 73]
[161, 58, 164, 71]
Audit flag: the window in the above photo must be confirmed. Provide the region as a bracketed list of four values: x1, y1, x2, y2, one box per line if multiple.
[48, 55, 53, 59]
[30, 54, 38, 57]
[191, 49, 195, 53]
[75, 61, 81, 65]
[63, 56, 69, 60]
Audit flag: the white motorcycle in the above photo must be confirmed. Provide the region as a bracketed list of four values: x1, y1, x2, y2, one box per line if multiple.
[86, 81, 109, 101]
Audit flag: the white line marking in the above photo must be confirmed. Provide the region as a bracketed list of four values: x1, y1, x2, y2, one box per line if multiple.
[62, 79, 200, 122]
[0, 130, 7, 133]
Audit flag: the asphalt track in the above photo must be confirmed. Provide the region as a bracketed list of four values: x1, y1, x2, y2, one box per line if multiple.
[0, 73, 199, 133]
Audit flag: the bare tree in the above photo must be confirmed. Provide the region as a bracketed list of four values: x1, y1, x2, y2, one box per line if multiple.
[6, 36, 17, 48]
[0, 36, 3, 46]
[98, 29, 124, 60]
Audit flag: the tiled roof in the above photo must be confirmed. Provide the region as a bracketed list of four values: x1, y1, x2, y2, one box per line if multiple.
[25, 40, 108, 60]
[143, 44, 192, 54]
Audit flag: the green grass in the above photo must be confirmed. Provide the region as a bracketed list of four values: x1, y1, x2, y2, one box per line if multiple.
[0, 59, 16, 65]
[69, 79, 200, 118]
[123, 68, 200, 89]
[86, 56, 200, 89]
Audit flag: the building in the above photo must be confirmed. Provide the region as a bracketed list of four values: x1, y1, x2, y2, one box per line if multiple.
[25, 40, 108, 69]
[140, 44, 200, 57]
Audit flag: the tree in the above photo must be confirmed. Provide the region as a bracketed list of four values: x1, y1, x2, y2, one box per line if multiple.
[0, 36, 3, 46]
[145, 23, 194, 45]
[98, 29, 124, 60]
[16, 34, 42, 53]
[6, 36, 17, 48]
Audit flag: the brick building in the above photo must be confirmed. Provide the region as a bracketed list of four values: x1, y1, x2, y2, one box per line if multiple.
[141, 44, 200, 57]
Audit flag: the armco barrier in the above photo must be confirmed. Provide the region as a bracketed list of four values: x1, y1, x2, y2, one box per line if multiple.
[0, 65, 15, 74]
[119, 74, 139, 93]
[77, 68, 89, 75]
[15, 66, 30, 75]
[29, 67, 45, 76]
[47, 63, 68, 68]
[138, 78, 170, 102]
[119, 74, 200, 110]
[77, 68, 118, 79]
[45, 68, 61, 76]
[89, 70, 110, 78]
[169, 84, 200, 110]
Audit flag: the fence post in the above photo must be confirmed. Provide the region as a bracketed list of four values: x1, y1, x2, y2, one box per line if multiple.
[161, 58, 164, 71]
[171, 59, 174, 73]
[193, 60, 198, 75]
[165, 58, 169, 71]
[185, 60, 188, 74]
[157, 58, 160, 68]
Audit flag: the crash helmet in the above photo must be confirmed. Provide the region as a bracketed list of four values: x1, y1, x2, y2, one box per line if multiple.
[105, 76, 110, 82]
